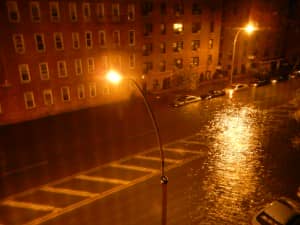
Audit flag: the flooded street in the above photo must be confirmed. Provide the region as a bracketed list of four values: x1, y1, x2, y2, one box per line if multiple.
[174, 82, 300, 224]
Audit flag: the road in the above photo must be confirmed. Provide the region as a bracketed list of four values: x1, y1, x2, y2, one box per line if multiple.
[1, 79, 300, 224]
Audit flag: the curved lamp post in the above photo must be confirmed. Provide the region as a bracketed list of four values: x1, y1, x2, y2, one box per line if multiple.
[230, 23, 256, 85]
[106, 70, 168, 225]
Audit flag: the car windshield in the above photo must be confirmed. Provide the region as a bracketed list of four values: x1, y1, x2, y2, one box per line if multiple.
[1, 1, 300, 225]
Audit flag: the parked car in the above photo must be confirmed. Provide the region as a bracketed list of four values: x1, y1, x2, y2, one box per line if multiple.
[252, 197, 300, 225]
[271, 75, 289, 84]
[208, 89, 226, 98]
[172, 95, 201, 107]
[250, 79, 270, 87]
[200, 93, 212, 100]
[224, 83, 249, 94]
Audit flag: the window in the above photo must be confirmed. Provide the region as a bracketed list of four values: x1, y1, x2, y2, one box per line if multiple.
[77, 85, 85, 99]
[174, 58, 183, 69]
[82, 3, 91, 21]
[87, 58, 95, 73]
[192, 57, 199, 66]
[209, 39, 213, 49]
[74, 59, 83, 75]
[61, 87, 70, 102]
[112, 3, 120, 21]
[192, 3, 202, 15]
[207, 54, 212, 65]
[89, 83, 96, 97]
[112, 30, 120, 46]
[39, 62, 49, 80]
[19, 64, 31, 83]
[72, 32, 80, 49]
[174, 3, 184, 16]
[24, 92, 36, 109]
[54, 32, 64, 50]
[96, 3, 104, 20]
[43, 89, 53, 105]
[173, 41, 183, 52]
[192, 40, 200, 51]
[85, 32, 93, 49]
[160, 42, 166, 53]
[142, 62, 153, 74]
[49, 1, 60, 22]
[57, 61, 67, 77]
[98, 30, 106, 47]
[210, 21, 215, 32]
[34, 33, 46, 52]
[160, 23, 166, 35]
[192, 22, 201, 33]
[69, 3, 77, 22]
[129, 30, 135, 46]
[30, 1, 41, 22]
[129, 54, 135, 68]
[141, 1, 153, 16]
[144, 23, 153, 36]
[142, 43, 152, 56]
[128, 4, 135, 21]
[160, 2, 166, 15]
[13, 34, 25, 54]
[7, 1, 20, 22]
[173, 23, 183, 34]
[159, 60, 166, 72]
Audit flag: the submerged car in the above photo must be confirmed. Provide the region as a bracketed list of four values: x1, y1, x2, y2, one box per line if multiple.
[252, 197, 300, 225]
[208, 89, 226, 98]
[172, 95, 201, 107]
[224, 83, 249, 94]
[250, 79, 270, 87]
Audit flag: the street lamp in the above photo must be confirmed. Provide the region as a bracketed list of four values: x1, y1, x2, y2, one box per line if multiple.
[230, 23, 256, 85]
[106, 70, 168, 225]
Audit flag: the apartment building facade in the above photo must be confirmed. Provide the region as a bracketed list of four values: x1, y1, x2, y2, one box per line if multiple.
[0, 0, 222, 124]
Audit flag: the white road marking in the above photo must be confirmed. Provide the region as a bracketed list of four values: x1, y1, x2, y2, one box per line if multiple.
[164, 147, 206, 155]
[41, 186, 97, 197]
[110, 163, 158, 173]
[2, 200, 60, 212]
[76, 175, 130, 185]
[134, 155, 181, 164]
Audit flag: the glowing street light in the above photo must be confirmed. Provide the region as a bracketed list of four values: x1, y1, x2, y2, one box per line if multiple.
[106, 70, 168, 225]
[230, 23, 257, 85]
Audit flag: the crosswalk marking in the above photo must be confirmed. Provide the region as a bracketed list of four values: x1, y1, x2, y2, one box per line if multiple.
[76, 175, 130, 185]
[134, 155, 181, 164]
[110, 163, 158, 173]
[41, 186, 97, 197]
[2, 200, 60, 212]
[164, 147, 205, 155]
[179, 140, 202, 145]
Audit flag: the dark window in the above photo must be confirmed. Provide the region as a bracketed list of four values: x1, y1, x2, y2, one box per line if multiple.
[160, 2, 166, 15]
[192, 3, 202, 15]
[192, 22, 201, 33]
[141, 1, 153, 16]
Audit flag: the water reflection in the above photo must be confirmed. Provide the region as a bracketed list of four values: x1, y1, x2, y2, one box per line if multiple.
[190, 103, 270, 224]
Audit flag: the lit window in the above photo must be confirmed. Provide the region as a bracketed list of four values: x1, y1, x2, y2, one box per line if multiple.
[129, 30, 135, 46]
[82, 3, 91, 21]
[74, 59, 83, 75]
[61, 87, 70, 102]
[173, 23, 183, 34]
[128, 4, 135, 21]
[49, 1, 60, 22]
[160, 23, 166, 34]
[72, 32, 80, 49]
[209, 39, 213, 49]
[96, 3, 104, 20]
[129, 54, 135, 68]
[19, 64, 31, 83]
[112, 3, 120, 21]
[43, 89, 53, 105]
[98, 30, 106, 47]
[69, 2, 77, 22]
[12, 34, 25, 54]
[173, 40, 183, 52]
[77, 85, 85, 99]
[142, 43, 152, 56]
[30, 1, 41, 22]
[85, 31, 93, 49]
[192, 40, 200, 51]
[57, 61, 68, 77]
[7, 1, 20, 23]
[34, 33, 46, 52]
[192, 57, 199, 66]
[54, 32, 64, 50]
[89, 83, 96, 97]
[160, 42, 166, 54]
[112, 30, 120, 46]
[87, 57, 95, 73]
[174, 58, 183, 69]
[39, 62, 50, 80]
[24, 92, 36, 109]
